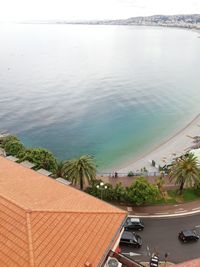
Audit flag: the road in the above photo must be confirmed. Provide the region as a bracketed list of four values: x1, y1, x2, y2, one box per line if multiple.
[120, 213, 200, 264]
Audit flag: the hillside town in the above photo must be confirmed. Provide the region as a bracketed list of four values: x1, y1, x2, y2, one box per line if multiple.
[63, 14, 200, 30]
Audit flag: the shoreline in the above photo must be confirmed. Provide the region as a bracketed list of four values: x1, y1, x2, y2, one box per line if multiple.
[115, 112, 200, 174]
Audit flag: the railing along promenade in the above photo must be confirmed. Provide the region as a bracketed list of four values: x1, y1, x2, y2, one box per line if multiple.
[97, 171, 163, 177]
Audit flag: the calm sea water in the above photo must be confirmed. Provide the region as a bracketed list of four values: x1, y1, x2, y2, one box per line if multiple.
[0, 24, 200, 170]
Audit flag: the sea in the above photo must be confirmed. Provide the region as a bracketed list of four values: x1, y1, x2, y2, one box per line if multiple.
[0, 24, 200, 171]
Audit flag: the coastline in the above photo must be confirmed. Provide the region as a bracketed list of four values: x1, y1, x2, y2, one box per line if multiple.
[116, 112, 200, 174]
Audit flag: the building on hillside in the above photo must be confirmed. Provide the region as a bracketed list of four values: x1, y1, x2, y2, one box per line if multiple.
[0, 156, 127, 267]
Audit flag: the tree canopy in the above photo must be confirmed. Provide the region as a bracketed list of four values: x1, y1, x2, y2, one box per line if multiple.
[169, 153, 200, 194]
[21, 148, 57, 172]
[52, 160, 66, 178]
[64, 155, 96, 190]
[127, 177, 159, 205]
[0, 135, 25, 157]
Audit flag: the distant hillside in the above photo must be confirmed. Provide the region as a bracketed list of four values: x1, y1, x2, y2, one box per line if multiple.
[122, 14, 200, 26]
[20, 14, 200, 29]
[66, 14, 200, 29]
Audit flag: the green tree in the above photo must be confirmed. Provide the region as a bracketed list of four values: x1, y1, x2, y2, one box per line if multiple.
[64, 155, 96, 190]
[85, 180, 112, 200]
[53, 160, 66, 178]
[127, 177, 159, 205]
[4, 140, 25, 157]
[0, 135, 19, 148]
[112, 182, 127, 202]
[21, 148, 57, 172]
[155, 176, 165, 191]
[1, 135, 25, 157]
[127, 171, 134, 177]
[155, 176, 166, 198]
[85, 180, 128, 202]
[169, 153, 200, 195]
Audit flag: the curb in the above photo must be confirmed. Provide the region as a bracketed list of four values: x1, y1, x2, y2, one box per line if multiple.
[128, 207, 200, 218]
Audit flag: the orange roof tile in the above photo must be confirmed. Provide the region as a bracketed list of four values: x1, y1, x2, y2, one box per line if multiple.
[0, 156, 126, 266]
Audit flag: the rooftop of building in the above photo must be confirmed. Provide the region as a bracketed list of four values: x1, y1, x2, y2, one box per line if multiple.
[0, 156, 126, 266]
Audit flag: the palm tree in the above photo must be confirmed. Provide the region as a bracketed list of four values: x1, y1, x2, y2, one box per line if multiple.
[169, 153, 200, 195]
[53, 160, 66, 178]
[64, 155, 96, 190]
[155, 176, 165, 197]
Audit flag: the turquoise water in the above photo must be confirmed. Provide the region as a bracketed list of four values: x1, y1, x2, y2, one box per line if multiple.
[0, 24, 200, 170]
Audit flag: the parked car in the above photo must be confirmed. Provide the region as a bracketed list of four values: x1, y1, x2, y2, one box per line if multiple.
[124, 217, 144, 231]
[120, 231, 142, 247]
[178, 229, 199, 242]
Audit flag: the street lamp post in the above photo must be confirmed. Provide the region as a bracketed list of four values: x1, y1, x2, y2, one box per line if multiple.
[164, 252, 169, 267]
[96, 182, 107, 200]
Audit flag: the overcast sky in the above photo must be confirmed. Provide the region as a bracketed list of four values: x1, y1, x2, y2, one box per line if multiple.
[1, 0, 200, 21]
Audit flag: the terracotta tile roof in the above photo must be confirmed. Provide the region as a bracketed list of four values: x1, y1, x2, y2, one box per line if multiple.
[0, 156, 126, 266]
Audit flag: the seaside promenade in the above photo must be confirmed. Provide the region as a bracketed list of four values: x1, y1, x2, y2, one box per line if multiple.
[98, 112, 200, 219]
[98, 174, 176, 189]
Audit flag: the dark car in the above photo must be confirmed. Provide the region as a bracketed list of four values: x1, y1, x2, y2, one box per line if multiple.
[178, 229, 199, 242]
[124, 217, 144, 231]
[120, 231, 142, 248]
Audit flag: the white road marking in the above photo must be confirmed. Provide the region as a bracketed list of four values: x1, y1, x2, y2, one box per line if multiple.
[128, 209, 200, 218]
[192, 207, 200, 211]
[155, 212, 169, 215]
[174, 210, 187, 213]
[133, 213, 149, 217]
[122, 252, 141, 256]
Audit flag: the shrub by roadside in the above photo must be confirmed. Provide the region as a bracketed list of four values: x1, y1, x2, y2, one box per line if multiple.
[86, 177, 160, 206]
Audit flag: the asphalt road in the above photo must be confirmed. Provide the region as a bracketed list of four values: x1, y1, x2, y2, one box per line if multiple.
[120, 214, 200, 264]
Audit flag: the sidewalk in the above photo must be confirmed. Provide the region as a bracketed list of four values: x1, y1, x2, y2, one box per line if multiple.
[99, 175, 177, 190]
[99, 175, 200, 217]
[117, 199, 200, 217]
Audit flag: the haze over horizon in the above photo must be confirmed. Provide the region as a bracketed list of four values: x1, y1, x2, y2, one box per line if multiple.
[0, 0, 200, 22]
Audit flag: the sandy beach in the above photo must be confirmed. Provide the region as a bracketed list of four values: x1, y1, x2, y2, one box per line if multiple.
[117, 113, 200, 174]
